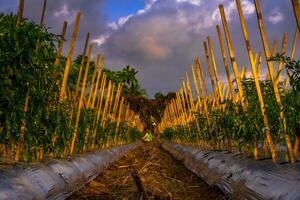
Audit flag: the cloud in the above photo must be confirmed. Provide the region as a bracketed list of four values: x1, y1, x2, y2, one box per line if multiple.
[0, 0, 296, 97]
[212, 0, 254, 22]
[268, 9, 284, 24]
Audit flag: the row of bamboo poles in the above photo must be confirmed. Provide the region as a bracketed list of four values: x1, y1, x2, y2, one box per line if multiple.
[13, 0, 144, 161]
[158, 0, 300, 164]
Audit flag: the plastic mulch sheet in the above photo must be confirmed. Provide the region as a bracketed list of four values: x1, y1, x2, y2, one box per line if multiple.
[0, 141, 142, 200]
[162, 142, 300, 200]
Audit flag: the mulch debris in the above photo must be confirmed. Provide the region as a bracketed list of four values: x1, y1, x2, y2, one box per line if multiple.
[69, 142, 228, 200]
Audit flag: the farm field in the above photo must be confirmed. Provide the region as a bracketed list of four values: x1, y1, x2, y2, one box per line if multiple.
[0, 0, 300, 199]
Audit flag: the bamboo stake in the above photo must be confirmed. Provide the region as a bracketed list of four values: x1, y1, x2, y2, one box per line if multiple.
[59, 12, 81, 102]
[39, 0, 47, 26]
[15, 95, 29, 161]
[112, 83, 122, 117]
[195, 63, 210, 122]
[254, 0, 295, 163]
[73, 33, 90, 104]
[70, 44, 92, 155]
[216, 25, 235, 100]
[203, 41, 218, 100]
[207, 36, 223, 100]
[236, 0, 276, 162]
[291, 0, 300, 31]
[191, 65, 202, 109]
[87, 57, 99, 108]
[91, 56, 104, 107]
[91, 74, 107, 149]
[284, 28, 298, 89]
[195, 57, 208, 95]
[116, 97, 125, 130]
[256, 52, 263, 78]
[54, 21, 68, 67]
[219, 5, 245, 108]
[16, 0, 25, 27]
[275, 34, 288, 86]
[101, 81, 112, 126]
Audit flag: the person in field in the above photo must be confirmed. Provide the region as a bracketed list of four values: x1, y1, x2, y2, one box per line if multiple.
[143, 129, 153, 142]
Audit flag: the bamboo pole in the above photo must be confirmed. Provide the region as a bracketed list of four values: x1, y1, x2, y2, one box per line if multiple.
[91, 56, 104, 107]
[195, 57, 208, 95]
[203, 41, 218, 100]
[216, 25, 235, 100]
[112, 83, 122, 117]
[15, 95, 29, 161]
[219, 5, 246, 108]
[86, 57, 99, 108]
[116, 97, 125, 130]
[275, 34, 288, 86]
[54, 21, 68, 67]
[73, 33, 90, 104]
[69, 44, 93, 155]
[195, 62, 209, 122]
[59, 12, 81, 102]
[101, 81, 112, 126]
[254, 0, 295, 163]
[16, 0, 25, 26]
[91, 74, 107, 149]
[291, 0, 300, 31]
[256, 52, 263, 78]
[236, 0, 276, 162]
[39, 0, 47, 26]
[191, 65, 202, 109]
[207, 36, 223, 100]
[284, 28, 298, 89]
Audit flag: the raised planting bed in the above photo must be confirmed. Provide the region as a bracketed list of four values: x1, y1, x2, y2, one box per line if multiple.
[0, 141, 142, 200]
[162, 142, 300, 200]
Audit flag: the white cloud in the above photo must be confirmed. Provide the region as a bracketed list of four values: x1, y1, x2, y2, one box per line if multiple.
[54, 5, 69, 17]
[212, 0, 254, 22]
[108, 22, 118, 30]
[176, 0, 201, 6]
[268, 9, 283, 24]
[118, 14, 134, 26]
[92, 34, 110, 46]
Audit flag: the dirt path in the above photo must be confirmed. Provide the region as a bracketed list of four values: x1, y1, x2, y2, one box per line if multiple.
[68, 142, 227, 200]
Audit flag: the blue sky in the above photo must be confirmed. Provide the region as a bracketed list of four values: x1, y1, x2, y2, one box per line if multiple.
[103, 0, 144, 22]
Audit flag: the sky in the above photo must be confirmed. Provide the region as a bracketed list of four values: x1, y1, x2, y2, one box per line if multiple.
[0, 0, 298, 97]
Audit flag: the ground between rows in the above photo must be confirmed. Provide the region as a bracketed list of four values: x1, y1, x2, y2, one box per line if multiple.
[69, 141, 227, 200]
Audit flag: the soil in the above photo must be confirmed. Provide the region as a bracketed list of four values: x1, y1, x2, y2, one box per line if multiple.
[68, 141, 228, 200]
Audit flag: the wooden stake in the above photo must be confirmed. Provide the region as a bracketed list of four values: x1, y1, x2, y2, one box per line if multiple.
[195, 57, 208, 95]
[73, 33, 90, 104]
[235, 0, 278, 161]
[216, 25, 235, 100]
[275, 34, 288, 85]
[39, 0, 47, 26]
[15, 95, 29, 161]
[203, 41, 218, 100]
[16, 0, 25, 27]
[219, 5, 245, 108]
[87, 57, 99, 108]
[284, 28, 299, 89]
[254, 0, 294, 163]
[207, 36, 223, 100]
[291, 0, 300, 31]
[59, 12, 81, 102]
[54, 21, 68, 67]
[91, 56, 104, 107]
[70, 44, 93, 155]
